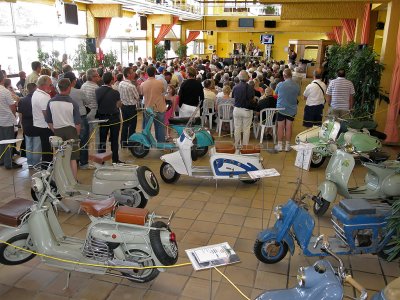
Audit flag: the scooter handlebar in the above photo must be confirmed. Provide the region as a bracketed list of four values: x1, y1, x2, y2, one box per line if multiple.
[345, 275, 367, 300]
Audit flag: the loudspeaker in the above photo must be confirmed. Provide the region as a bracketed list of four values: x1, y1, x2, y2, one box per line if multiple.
[86, 38, 96, 54]
[139, 15, 147, 30]
[376, 22, 385, 30]
[264, 20, 276, 28]
[164, 40, 171, 50]
[64, 3, 78, 25]
[216, 20, 228, 28]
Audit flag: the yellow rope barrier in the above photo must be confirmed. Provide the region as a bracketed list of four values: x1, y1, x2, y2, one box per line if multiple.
[213, 267, 251, 300]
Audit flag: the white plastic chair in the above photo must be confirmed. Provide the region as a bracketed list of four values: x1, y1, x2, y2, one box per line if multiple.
[216, 103, 234, 137]
[257, 108, 283, 144]
[202, 99, 215, 129]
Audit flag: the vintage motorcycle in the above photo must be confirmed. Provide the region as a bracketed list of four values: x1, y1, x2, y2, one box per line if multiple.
[0, 168, 178, 283]
[255, 235, 367, 300]
[313, 144, 400, 216]
[128, 108, 214, 158]
[295, 117, 382, 168]
[254, 190, 393, 264]
[31, 136, 159, 208]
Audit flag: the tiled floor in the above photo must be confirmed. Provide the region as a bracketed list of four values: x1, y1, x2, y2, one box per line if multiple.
[0, 112, 399, 300]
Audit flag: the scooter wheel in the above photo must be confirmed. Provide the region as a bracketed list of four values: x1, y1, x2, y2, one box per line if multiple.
[137, 166, 159, 197]
[0, 233, 36, 265]
[160, 162, 180, 184]
[254, 239, 288, 264]
[240, 179, 260, 184]
[310, 152, 326, 168]
[149, 221, 178, 266]
[313, 198, 330, 216]
[129, 142, 149, 158]
[121, 249, 160, 283]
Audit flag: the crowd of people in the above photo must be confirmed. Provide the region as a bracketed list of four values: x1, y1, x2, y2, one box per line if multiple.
[0, 52, 356, 172]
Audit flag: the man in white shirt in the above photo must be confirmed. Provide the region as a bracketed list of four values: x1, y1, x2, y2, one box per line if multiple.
[0, 71, 22, 169]
[303, 69, 326, 127]
[31, 75, 53, 165]
[118, 67, 140, 147]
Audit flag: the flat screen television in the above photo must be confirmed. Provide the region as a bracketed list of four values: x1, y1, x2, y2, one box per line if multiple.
[216, 20, 228, 27]
[260, 34, 274, 44]
[238, 18, 254, 28]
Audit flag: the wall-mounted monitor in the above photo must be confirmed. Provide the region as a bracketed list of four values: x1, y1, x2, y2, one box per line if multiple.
[216, 20, 228, 28]
[260, 34, 274, 44]
[238, 18, 254, 28]
[64, 3, 78, 25]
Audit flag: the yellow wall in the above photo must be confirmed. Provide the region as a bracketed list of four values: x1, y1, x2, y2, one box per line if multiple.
[213, 32, 327, 61]
[373, 10, 387, 58]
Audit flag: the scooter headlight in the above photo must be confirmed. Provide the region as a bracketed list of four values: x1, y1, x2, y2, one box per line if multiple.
[273, 205, 283, 220]
[32, 177, 44, 193]
[297, 266, 306, 287]
[344, 143, 355, 153]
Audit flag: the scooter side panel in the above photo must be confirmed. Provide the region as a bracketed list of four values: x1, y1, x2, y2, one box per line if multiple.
[291, 208, 315, 250]
[0, 223, 30, 244]
[210, 154, 262, 177]
[128, 133, 152, 148]
[319, 181, 339, 203]
[325, 150, 354, 199]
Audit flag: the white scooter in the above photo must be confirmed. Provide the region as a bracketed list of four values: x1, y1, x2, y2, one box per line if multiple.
[0, 169, 178, 283]
[313, 144, 400, 216]
[31, 136, 159, 208]
[159, 127, 264, 184]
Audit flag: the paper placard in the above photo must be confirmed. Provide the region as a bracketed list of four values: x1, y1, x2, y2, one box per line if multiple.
[247, 168, 280, 179]
[186, 242, 240, 271]
[292, 142, 315, 171]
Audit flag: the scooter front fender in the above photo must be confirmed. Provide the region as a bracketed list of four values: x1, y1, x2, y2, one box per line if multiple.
[318, 181, 338, 203]
[0, 223, 30, 244]
[193, 130, 214, 147]
[257, 228, 295, 255]
[128, 133, 151, 148]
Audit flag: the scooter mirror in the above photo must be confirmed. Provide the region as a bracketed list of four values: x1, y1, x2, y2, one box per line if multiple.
[344, 144, 355, 153]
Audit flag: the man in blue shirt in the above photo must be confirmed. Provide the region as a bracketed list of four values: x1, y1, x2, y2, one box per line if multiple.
[275, 68, 300, 151]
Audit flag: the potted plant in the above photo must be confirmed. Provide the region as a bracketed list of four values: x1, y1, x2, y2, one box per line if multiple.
[37, 49, 62, 72]
[176, 43, 188, 59]
[327, 42, 384, 118]
[155, 44, 166, 61]
[103, 50, 118, 68]
[72, 42, 97, 72]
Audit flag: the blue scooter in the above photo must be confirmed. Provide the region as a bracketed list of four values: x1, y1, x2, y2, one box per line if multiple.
[128, 108, 214, 158]
[255, 235, 367, 300]
[254, 185, 394, 264]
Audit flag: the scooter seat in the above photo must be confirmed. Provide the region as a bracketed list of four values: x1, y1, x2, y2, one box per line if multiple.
[0, 198, 32, 227]
[215, 142, 236, 154]
[89, 152, 112, 164]
[240, 144, 261, 154]
[115, 206, 149, 225]
[339, 199, 376, 215]
[362, 151, 390, 163]
[168, 117, 201, 126]
[80, 197, 116, 217]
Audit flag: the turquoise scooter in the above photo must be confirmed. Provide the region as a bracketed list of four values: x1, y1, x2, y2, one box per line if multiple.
[128, 108, 214, 158]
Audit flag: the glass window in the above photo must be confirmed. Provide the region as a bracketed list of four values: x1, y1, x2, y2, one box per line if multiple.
[107, 17, 146, 38]
[0, 2, 13, 33]
[65, 38, 84, 65]
[0, 37, 19, 74]
[135, 40, 147, 61]
[19, 39, 39, 73]
[61, 11, 87, 36]
[14, 2, 58, 35]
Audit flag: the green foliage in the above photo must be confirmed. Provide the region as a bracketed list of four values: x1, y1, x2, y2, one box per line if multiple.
[72, 42, 97, 72]
[155, 44, 165, 62]
[176, 43, 188, 59]
[103, 50, 118, 68]
[385, 199, 400, 261]
[37, 49, 62, 72]
[327, 43, 384, 117]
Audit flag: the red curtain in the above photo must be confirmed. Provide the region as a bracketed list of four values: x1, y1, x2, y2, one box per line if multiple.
[154, 16, 179, 45]
[384, 25, 400, 143]
[341, 19, 356, 42]
[97, 17, 112, 61]
[326, 32, 336, 42]
[184, 31, 200, 45]
[333, 26, 343, 44]
[361, 3, 371, 45]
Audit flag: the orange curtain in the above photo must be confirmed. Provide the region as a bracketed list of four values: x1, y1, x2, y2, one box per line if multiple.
[326, 32, 336, 42]
[184, 31, 200, 45]
[97, 17, 112, 61]
[154, 16, 179, 45]
[341, 19, 356, 42]
[384, 25, 400, 143]
[361, 4, 371, 44]
[333, 26, 343, 44]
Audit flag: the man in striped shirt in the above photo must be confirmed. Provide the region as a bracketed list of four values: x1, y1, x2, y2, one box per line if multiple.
[118, 67, 140, 147]
[326, 69, 355, 118]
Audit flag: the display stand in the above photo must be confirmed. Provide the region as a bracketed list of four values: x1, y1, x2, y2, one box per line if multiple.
[291, 143, 316, 171]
